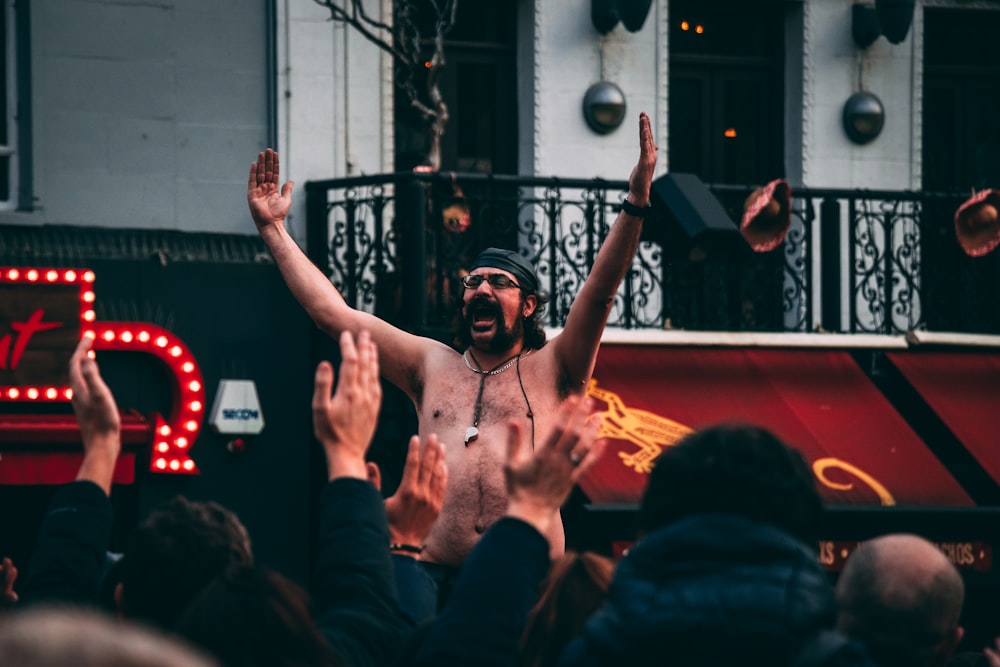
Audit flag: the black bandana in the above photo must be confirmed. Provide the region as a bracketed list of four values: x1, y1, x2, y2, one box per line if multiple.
[469, 248, 539, 294]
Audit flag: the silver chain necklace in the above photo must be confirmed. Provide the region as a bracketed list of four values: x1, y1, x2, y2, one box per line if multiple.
[463, 348, 532, 445]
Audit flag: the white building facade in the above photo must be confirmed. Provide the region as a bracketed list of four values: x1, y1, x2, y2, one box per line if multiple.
[5, 0, 996, 240]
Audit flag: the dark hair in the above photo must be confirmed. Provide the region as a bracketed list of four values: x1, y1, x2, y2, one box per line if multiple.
[451, 290, 549, 351]
[174, 566, 341, 667]
[638, 423, 823, 544]
[519, 551, 613, 667]
[119, 496, 253, 630]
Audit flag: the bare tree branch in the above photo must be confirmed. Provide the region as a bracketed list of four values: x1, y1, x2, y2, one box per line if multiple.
[312, 0, 459, 170]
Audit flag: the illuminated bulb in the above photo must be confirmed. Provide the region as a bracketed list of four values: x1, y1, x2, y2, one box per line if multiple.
[190, 401, 203, 412]
[83, 310, 96, 322]
[695, 24, 704, 34]
[188, 380, 201, 392]
[27, 270, 38, 281]
[7, 269, 18, 280]
[27, 388, 39, 399]
[680, 20, 689, 30]
[424, 60, 432, 68]
[176, 437, 188, 449]
[185, 420, 198, 431]
[155, 336, 168, 348]
[64, 388, 73, 399]
[157, 442, 170, 453]
[83, 271, 95, 282]
[724, 128, 737, 138]
[64, 270, 77, 282]
[8, 388, 19, 399]
[87, 350, 96, 360]
[159, 424, 171, 437]
[182, 361, 195, 373]
[45, 388, 57, 399]
[83, 291, 95, 303]
[120, 331, 133, 343]
[155, 458, 168, 470]
[138, 331, 150, 343]
[182, 460, 196, 471]
[84, 330, 95, 340]
[169, 459, 181, 471]
[169, 345, 182, 357]
[102, 330, 115, 342]
[46, 270, 58, 282]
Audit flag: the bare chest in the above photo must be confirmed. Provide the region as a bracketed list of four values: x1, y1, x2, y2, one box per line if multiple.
[419, 358, 561, 448]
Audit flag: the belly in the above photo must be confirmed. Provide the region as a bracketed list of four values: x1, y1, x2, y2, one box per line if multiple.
[419, 421, 567, 566]
[422, 439, 508, 566]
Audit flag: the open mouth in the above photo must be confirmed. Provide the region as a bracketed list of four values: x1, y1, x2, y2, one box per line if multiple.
[469, 299, 501, 331]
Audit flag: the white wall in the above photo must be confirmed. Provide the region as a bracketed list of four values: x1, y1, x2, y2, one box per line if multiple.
[275, 0, 391, 243]
[11, 0, 272, 234]
[531, 0, 667, 183]
[801, 0, 919, 190]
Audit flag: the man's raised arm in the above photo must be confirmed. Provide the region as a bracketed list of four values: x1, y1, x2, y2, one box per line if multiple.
[247, 149, 431, 394]
[555, 112, 658, 386]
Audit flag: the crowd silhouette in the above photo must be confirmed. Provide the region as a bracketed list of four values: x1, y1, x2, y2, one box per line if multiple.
[0, 329, 997, 667]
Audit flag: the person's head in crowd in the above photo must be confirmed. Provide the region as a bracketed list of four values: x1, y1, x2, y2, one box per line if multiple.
[638, 422, 823, 544]
[175, 565, 341, 667]
[519, 550, 614, 667]
[553, 423, 850, 666]
[836, 534, 965, 667]
[117, 495, 253, 630]
[0, 605, 216, 667]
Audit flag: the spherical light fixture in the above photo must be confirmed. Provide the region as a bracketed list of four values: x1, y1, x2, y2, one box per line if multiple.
[842, 91, 885, 145]
[583, 82, 627, 135]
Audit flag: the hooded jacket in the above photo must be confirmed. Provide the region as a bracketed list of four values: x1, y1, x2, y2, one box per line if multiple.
[558, 514, 847, 667]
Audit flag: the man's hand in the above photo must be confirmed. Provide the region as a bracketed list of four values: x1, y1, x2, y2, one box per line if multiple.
[626, 112, 658, 208]
[247, 148, 295, 235]
[384, 434, 448, 555]
[1, 556, 18, 607]
[312, 330, 382, 480]
[985, 637, 1000, 667]
[70, 334, 122, 495]
[503, 395, 605, 537]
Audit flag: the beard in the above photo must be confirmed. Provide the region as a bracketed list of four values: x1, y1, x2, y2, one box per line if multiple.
[463, 295, 525, 353]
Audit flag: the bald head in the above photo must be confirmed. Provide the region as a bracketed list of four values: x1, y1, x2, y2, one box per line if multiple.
[836, 534, 964, 667]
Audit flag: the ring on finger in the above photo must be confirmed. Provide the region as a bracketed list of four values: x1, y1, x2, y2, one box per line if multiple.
[569, 451, 583, 466]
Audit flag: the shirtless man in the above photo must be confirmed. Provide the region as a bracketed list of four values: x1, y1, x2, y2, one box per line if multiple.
[247, 113, 657, 568]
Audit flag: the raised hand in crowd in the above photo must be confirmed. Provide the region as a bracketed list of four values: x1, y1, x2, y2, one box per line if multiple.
[1, 556, 18, 608]
[984, 637, 1000, 667]
[70, 333, 122, 495]
[385, 434, 448, 557]
[504, 395, 604, 538]
[311, 329, 382, 480]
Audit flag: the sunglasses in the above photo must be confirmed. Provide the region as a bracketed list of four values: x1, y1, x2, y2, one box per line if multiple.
[462, 274, 522, 290]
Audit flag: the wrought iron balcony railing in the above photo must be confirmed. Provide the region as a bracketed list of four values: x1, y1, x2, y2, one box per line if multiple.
[304, 172, 1000, 340]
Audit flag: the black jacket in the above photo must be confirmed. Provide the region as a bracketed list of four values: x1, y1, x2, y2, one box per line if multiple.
[559, 514, 865, 667]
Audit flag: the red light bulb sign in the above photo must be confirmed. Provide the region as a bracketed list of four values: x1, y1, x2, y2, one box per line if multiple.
[0, 267, 204, 474]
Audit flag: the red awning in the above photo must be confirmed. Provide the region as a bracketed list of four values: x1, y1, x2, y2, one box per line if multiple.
[580, 346, 973, 508]
[886, 350, 1000, 488]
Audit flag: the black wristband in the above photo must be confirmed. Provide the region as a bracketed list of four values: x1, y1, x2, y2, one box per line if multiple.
[621, 198, 652, 218]
[389, 543, 424, 554]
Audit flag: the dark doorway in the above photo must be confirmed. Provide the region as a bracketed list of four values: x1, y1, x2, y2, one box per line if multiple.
[923, 8, 1000, 192]
[668, 0, 785, 187]
[394, 2, 517, 175]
